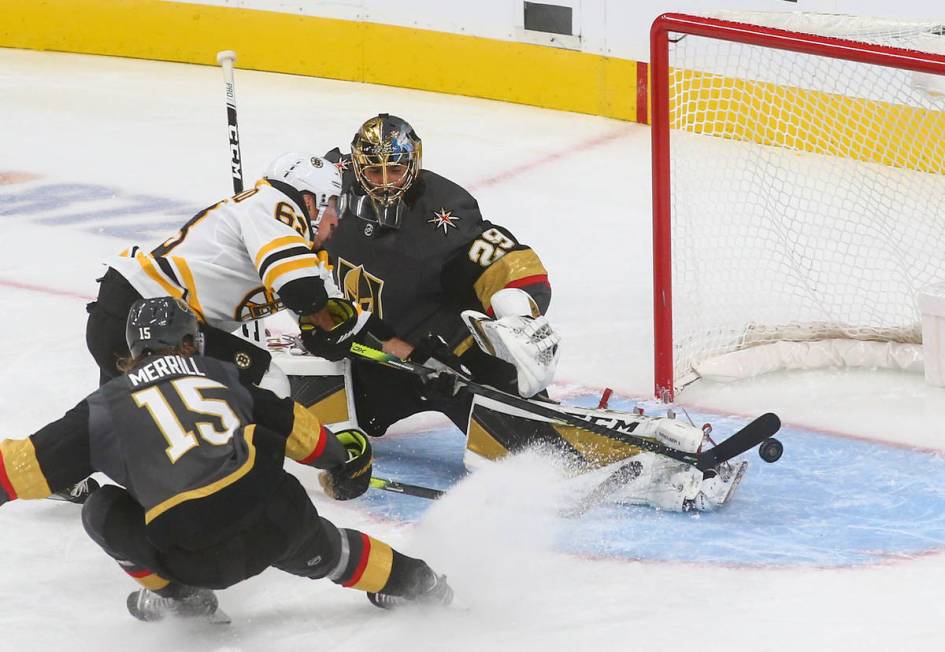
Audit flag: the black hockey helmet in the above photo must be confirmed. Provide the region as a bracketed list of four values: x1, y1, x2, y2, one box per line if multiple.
[350, 114, 421, 228]
[126, 297, 200, 358]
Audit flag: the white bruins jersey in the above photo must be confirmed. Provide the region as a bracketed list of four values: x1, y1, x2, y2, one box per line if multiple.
[108, 181, 340, 333]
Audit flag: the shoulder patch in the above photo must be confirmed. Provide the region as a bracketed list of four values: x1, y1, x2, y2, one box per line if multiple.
[428, 208, 461, 234]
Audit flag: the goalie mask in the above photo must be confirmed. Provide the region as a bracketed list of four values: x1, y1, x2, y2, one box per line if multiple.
[264, 153, 343, 235]
[350, 114, 421, 229]
[126, 297, 202, 358]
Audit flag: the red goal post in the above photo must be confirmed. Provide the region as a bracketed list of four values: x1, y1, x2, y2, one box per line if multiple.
[651, 12, 945, 401]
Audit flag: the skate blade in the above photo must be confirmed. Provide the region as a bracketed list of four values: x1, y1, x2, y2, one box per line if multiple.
[205, 608, 231, 625]
[714, 460, 749, 506]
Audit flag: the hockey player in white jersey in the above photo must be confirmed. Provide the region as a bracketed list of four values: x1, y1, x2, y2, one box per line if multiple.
[85, 153, 373, 403]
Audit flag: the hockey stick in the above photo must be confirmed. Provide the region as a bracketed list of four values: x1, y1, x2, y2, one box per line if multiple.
[216, 50, 244, 194]
[370, 476, 445, 500]
[349, 342, 781, 471]
[559, 459, 643, 518]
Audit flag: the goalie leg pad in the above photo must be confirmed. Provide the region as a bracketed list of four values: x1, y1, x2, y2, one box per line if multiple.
[606, 453, 703, 512]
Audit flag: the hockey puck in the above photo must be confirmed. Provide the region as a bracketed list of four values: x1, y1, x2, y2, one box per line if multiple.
[758, 437, 783, 463]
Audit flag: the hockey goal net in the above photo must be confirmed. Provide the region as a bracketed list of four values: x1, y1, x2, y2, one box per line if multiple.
[651, 12, 945, 400]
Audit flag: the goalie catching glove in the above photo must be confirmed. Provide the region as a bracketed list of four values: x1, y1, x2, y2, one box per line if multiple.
[462, 288, 561, 397]
[299, 298, 373, 361]
[319, 428, 373, 500]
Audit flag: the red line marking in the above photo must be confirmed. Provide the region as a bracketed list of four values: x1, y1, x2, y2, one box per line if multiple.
[0, 171, 40, 185]
[467, 125, 629, 192]
[0, 279, 95, 302]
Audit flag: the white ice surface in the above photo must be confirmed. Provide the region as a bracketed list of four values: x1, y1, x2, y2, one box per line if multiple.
[2, 48, 945, 651]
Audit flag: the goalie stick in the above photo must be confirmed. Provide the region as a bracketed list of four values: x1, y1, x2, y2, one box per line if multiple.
[371, 470, 639, 519]
[349, 342, 781, 471]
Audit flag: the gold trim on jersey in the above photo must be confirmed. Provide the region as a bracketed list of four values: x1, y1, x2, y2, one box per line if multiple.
[144, 425, 257, 524]
[472, 249, 547, 312]
[262, 257, 318, 292]
[284, 403, 326, 462]
[135, 253, 184, 301]
[134, 253, 207, 324]
[0, 438, 52, 499]
[254, 235, 309, 269]
[171, 256, 206, 323]
[350, 537, 394, 593]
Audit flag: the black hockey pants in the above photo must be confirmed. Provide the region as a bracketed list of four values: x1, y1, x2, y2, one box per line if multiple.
[81, 473, 346, 590]
[351, 343, 518, 437]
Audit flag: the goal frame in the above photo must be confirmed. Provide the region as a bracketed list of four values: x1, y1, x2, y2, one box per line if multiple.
[650, 12, 945, 401]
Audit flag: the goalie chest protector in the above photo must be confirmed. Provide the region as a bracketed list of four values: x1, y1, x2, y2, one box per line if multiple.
[325, 167, 489, 345]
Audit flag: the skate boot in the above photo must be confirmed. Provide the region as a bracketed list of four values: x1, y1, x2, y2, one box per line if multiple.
[367, 574, 454, 610]
[127, 586, 230, 624]
[684, 460, 749, 511]
[49, 477, 100, 504]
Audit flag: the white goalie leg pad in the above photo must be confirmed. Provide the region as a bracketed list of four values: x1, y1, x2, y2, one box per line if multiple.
[462, 291, 561, 398]
[629, 417, 705, 454]
[608, 452, 704, 512]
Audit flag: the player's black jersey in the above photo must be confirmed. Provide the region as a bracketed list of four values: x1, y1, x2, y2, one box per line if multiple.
[0, 353, 347, 550]
[87, 354, 255, 522]
[325, 151, 551, 348]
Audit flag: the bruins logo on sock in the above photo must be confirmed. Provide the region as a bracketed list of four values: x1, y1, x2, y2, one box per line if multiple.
[336, 258, 385, 318]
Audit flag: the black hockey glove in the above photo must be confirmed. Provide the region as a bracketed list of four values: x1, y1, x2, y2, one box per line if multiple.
[408, 334, 471, 399]
[299, 298, 361, 361]
[319, 429, 373, 500]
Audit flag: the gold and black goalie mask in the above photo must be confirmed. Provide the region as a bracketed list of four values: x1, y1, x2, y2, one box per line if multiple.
[351, 114, 421, 226]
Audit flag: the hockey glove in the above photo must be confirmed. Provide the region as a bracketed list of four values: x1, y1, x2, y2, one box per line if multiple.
[461, 309, 560, 397]
[319, 429, 373, 500]
[299, 298, 369, 361]
[407, 334, 471, 399]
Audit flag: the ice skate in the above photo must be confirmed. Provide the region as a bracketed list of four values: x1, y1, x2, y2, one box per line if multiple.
[126, 587, 230, 624]
[48, 478, 100, 504]
[685, 460, 749, 511]
[367, 574, 454, 610]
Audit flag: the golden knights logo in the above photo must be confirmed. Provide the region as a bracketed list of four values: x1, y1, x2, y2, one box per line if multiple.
[336, 257, 385, 318]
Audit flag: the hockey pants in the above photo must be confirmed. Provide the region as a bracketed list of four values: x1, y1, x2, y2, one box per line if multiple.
[81, 473, 432, 595]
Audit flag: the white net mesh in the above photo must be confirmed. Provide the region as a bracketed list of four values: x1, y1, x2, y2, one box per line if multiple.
[664, 12, 945, 389]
